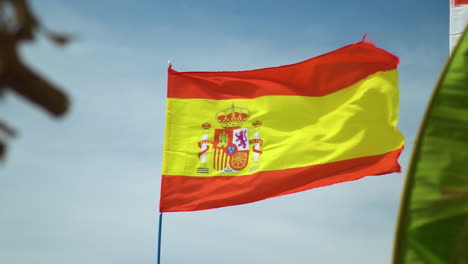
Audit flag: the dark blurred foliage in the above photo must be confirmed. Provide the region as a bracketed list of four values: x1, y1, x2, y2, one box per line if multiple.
[0, 0, 72, 161]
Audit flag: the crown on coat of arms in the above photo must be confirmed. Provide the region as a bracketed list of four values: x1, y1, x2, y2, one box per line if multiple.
[201, 122, 211, 130]
[252, 120, 262, 128]
[215, 104, 250, 128]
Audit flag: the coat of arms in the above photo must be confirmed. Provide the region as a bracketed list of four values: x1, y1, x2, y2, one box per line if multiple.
[197, 104, 263, 174]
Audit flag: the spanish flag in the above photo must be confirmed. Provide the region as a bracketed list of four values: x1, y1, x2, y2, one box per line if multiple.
[160, 40, 404, 212]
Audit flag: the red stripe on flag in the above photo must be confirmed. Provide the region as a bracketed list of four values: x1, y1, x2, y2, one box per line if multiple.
[168, 42, 399, 99]
[454, 0, 468, 5]
[160, 147, 403, 212]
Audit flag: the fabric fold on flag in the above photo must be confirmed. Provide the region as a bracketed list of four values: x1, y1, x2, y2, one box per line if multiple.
[160, 40, 404, 212]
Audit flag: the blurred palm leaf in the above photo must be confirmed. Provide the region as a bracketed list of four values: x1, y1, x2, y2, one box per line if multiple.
[393, 26, 468, 264]
[0, 0, 71, 160]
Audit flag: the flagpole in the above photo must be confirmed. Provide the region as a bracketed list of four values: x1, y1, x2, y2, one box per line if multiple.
[157, 213, 163, 264]
[158, 59, 169, 264]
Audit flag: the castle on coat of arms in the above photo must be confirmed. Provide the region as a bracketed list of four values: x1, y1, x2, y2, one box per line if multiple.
[197, 104, 263, 174]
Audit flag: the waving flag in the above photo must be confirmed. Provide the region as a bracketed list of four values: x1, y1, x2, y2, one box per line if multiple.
[160, 40, 405, 212]
[450, 0, 468, 52]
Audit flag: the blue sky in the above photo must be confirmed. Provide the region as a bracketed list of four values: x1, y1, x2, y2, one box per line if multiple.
[1, 0, 449, 263]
